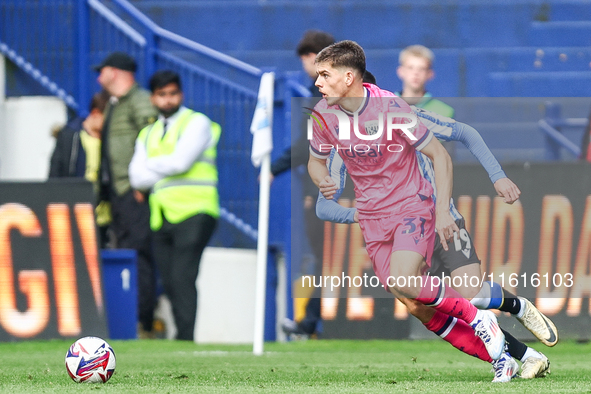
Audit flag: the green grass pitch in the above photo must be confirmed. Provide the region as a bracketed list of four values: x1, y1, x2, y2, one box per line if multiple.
[0, 339, 590, 393]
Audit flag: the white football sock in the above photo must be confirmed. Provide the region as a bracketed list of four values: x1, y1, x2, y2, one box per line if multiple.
[470, 281, 492, 309]
[515, 298, 526, 319]
[521, 347, 542, 363]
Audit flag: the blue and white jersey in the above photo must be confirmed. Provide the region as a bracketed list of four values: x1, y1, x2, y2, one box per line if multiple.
[327, 149, 347, 201]
[412, 106, 463, 221]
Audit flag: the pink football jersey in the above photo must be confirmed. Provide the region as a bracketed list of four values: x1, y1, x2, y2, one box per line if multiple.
[309, 83, 434, 218]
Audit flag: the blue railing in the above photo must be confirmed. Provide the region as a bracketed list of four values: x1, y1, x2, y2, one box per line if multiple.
[539, 102, 586, 160]
[0, 42, 78, 109]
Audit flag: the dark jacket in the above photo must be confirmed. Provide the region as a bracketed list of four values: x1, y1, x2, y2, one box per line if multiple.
[48, 117, 86, 178]
[272, 84, 322, 175]
[271, 84, 320, 197]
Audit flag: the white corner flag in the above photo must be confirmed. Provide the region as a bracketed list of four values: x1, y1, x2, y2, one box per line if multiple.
[251, 72, 274, 166]
[250, 72, 274, 356]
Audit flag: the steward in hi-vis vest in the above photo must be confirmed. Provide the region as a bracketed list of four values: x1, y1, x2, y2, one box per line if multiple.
[140, 108, 221, 231]
[129, 70, 219, 341]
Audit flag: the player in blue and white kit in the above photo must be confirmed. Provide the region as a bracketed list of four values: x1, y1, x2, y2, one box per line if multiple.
[316, 106, 556, 382]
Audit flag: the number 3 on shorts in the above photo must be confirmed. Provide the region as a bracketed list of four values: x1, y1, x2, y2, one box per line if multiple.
[401, 217, 426, 238]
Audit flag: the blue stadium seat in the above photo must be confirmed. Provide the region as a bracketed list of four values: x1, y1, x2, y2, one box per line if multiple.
[529, 21, 591, 47]
[464, 48, 591, 96]
[488, 71, 591, 96]
[548, 1, 591, 21]
[134, 0, 546, 52]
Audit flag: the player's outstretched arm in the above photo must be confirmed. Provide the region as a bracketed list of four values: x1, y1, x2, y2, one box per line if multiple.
[420, 137, 460, 251]
[453, 122, 521, 203]
[414, 107, 521, 204]
[413, 107, 506, 185]
[452, 122, 521, 204]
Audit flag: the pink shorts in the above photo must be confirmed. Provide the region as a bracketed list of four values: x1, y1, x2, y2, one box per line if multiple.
[358, 197, 436, 289]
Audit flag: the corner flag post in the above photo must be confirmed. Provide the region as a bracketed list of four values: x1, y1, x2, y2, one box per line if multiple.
[250, 72, 274, 356]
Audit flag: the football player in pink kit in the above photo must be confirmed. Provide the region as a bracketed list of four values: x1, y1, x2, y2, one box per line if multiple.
[307, 40, 505, 362]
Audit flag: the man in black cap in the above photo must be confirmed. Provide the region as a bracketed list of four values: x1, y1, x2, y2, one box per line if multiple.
[95, 51, 159, 338]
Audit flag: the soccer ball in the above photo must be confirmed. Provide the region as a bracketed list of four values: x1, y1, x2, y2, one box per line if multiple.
[65, 336, 116, 383]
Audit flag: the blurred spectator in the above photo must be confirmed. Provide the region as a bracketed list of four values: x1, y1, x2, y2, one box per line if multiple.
[270, 30, 335, 177]
[49, 90, 109, 179]
[395, 45, 454, 117]
[94, 52, 159, 338]
[129, 70, 219, 341]
[279, 30, 335, 339]
[48, 117, 85, 178]
[297, 30, 336, 93]
[49, 90, 112, 245]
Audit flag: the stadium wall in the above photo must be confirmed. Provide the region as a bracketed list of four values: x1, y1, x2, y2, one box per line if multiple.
[0, 98, 65, 181]
[195, 248, 258, 343]
[0, 55, 66, 181]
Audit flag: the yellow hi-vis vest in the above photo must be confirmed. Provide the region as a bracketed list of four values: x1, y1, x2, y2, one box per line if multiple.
[138, 109, 221, 231]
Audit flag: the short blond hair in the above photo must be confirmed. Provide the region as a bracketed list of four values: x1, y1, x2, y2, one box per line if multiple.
[399, 45, 435, 68]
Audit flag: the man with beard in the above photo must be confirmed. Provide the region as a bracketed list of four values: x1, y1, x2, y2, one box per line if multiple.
[129, 70, 220, 341]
